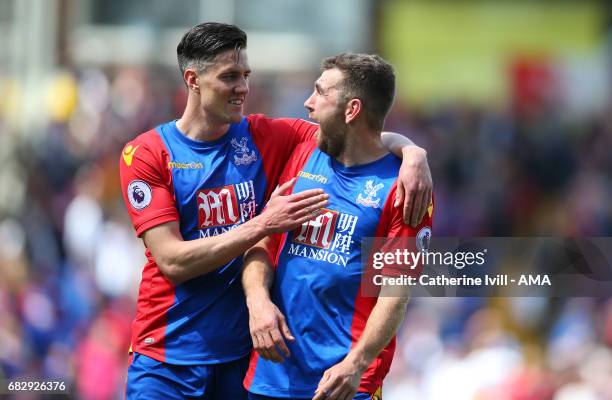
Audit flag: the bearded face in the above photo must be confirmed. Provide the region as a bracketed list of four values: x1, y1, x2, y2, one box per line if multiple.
[304, 69, 353, 159]
[316, 104, 348, 158]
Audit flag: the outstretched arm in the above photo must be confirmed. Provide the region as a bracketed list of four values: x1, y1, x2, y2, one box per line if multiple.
[381, 131, 432, 228]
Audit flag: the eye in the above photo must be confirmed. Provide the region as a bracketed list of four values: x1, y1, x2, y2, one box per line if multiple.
[221, 71, 250, 82]
[222, 73, 238, 81]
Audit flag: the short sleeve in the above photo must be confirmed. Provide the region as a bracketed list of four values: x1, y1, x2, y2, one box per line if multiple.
[250, 116, 317, 149]
[119, 133, 179, 236]
[380, 183, 434, 239]
[374, 183, 434, 279]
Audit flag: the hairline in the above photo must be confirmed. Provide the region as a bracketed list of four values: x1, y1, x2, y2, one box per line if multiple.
[185, 46, 248, 74]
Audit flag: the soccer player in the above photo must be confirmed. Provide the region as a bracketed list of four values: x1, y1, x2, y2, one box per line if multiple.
[242, 53, 433, 400]
[120, 23, 431, 399]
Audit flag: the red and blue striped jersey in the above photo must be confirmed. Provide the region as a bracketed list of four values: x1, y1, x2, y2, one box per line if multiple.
[244, 141, 433, 397]
[119, 115, 317, 365]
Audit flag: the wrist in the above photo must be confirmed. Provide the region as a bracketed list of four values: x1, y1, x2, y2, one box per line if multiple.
[246, 288, 272, 309]
[345, 349, 371, 373]
[249, 214, 273, 236]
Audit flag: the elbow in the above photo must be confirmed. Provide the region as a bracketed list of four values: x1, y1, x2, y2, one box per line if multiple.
[156, 259, 187, 285]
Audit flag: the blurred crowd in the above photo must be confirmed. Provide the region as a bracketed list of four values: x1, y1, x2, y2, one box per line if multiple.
[387, 297, 612, 400]
[0, 59, 611, 399]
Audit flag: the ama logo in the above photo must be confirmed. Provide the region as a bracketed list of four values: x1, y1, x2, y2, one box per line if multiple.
[292, 209, 339, 249]
[197, 185, 240, 228]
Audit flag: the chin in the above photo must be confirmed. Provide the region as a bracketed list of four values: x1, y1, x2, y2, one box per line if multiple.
[228, 113, 243, 123]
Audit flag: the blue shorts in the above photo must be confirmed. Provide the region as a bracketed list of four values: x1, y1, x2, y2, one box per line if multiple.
[247, 391, 373, 400]
[127, 352, 249, 399]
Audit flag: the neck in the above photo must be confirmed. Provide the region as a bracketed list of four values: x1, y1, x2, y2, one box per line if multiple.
[335, 126, 387, 167]
[176, 94, 230, 142]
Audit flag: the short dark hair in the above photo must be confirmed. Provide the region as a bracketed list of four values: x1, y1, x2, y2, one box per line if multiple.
[321, 53, 395, 130]
[177, 22, 247, 75]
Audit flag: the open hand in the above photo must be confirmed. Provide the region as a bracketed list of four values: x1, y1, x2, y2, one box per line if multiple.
[312, 358, 364, 400]
[260, 178, 329, 234]
[394, 147, 432, 227]
[248, 296, 294, 363]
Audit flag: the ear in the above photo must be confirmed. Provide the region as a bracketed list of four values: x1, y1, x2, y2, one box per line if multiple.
[345, 98, 362, 124]
[184, 68, 200, 93]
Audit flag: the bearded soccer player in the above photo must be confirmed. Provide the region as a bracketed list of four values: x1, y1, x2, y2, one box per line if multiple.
[242, 53, 434, 400]
[120, 23, 431, 399]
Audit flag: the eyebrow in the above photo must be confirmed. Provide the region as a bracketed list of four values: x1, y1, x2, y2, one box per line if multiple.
[219, 66, 251, 75]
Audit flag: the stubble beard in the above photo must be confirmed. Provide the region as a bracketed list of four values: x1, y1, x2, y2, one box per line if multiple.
[317, 111, 347, 159]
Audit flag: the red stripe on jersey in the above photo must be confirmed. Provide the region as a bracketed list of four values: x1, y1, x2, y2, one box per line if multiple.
[120, 128, 179, 362]
[272, 140, 318, 269]
[350, 292, 381, 394]
[349, 182, 434, 393]
[247, 115, 318, 202]
[243, 350, 260, 390]
[130, 249, 176, 362]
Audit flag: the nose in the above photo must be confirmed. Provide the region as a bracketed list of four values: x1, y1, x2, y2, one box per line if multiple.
[234, 77, 249, 95]
[304, 92, 315, 112]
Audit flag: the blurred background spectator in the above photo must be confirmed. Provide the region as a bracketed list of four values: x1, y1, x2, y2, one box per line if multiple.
[0, 0, 611, 398]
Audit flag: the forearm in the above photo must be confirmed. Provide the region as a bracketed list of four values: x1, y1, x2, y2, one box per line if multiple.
[381, 131, 423, 158]
[147, 182, 328, 285]
[242, 240, 276, 306]
[345, 295, 410, 371]
[242, 238, 295, 362]
[154, 215, 270, 284]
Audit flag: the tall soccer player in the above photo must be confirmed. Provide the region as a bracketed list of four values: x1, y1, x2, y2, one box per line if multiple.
[242, 53, 433, 400]
[120, 23, 431, 399]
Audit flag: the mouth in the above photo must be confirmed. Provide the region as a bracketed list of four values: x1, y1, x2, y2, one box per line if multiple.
[228, 99, 244, 106]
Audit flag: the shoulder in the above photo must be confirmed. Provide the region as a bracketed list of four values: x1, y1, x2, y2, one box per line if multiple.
[121, 127, 167, 166]
[130, 127, 166, 152]
[247, 114, 317, 133]
[286, 140, 319, 169]
[285, 140, 318, 172]
[374, 153, 403, 182]
[292, 139, 318, 156]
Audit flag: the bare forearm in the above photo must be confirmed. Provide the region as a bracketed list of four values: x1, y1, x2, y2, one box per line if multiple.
[242, 239, 295, 362]
[145, 183, 329, 285]
[381, 131, 418, 157]
[155, 216, 269, 284]
[242, 244, 275, 306]
[345, 296, 409, 370]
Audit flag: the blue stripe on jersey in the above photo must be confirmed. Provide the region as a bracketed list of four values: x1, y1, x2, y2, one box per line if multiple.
[155, 118, 267, 364]
[249, 149, 401, 398]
